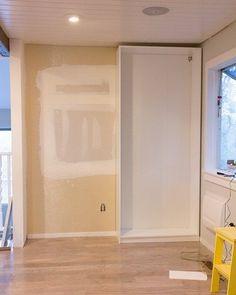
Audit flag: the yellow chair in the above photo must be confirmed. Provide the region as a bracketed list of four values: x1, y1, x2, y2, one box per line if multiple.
[211, 227, 236, 295]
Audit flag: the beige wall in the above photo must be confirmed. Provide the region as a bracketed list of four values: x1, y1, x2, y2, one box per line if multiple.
[201, 21, 236, 249]
[25, 45, 117, 235]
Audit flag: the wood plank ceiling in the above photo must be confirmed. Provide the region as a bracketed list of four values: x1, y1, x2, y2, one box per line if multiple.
[0, 0, 236, 46]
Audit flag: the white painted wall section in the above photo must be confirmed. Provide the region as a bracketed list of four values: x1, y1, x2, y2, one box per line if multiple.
[10, 39, 27, 247]
[37, 65, 116, 179]
[118, 46, 201, 242]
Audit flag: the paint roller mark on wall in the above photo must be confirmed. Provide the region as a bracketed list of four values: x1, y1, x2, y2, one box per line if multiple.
[37, 65, 116, 179]
[54, 109, 115, 162]
[56, 81, 110, 94]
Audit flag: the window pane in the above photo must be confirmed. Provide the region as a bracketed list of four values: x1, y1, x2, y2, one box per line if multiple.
[223, 64, 236, 80]
[0, 131, 12, 204]
[219, 71, 236, 169]
[0, 130, 11, 153]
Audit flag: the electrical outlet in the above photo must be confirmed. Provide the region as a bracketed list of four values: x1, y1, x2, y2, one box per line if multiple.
[100, 203, 106, 212]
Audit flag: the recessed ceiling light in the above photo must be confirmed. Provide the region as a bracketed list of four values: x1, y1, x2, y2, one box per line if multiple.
[68, 15, 79, 23]
[142, 6, 169, 16]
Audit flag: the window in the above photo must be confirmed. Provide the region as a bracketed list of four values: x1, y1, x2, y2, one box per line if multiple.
[205, 47, 236, 173]
[218, 64, 236, 169]
[0, 130, 12, 204]
[0, 130, 11, 153]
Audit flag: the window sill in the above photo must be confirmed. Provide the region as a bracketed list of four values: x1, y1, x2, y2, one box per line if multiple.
[203, 171, 236, 191]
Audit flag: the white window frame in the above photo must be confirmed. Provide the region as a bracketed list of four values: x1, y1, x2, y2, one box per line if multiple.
[204, 47, 236, 189]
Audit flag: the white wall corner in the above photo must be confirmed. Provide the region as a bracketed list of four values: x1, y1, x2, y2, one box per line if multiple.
[200, 237, 214, 253]
[10, 39, 27, 247]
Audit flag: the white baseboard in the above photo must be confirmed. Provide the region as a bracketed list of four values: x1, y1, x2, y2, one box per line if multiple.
[120, 236, 200, 243]
[28, 231, 202, 245]
[119, 228, 200, 243]
[200, 237, 214, 253]
[28, 231, 117, 239]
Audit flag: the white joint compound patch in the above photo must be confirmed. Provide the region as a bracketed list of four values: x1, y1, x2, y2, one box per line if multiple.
[37, 65, 116, 179]
[169, 270, 207, 281]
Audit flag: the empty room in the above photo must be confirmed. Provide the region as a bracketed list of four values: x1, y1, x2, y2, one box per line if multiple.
[1, 1, 236, 294]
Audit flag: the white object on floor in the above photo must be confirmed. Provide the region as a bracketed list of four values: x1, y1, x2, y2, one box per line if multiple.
[169, 270, 208, 281]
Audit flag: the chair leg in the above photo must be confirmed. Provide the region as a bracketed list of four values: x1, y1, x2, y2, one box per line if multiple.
[227, 244, 236, 295]
[227, 284, 236, 295]
[211, 268, 220, 292]
[211, 235, 224, 293]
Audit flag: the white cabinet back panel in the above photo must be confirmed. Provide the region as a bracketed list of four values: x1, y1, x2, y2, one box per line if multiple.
[118, 46, 201, 241]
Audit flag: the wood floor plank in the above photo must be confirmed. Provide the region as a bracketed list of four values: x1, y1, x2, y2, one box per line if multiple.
[0, 238, 227, 295]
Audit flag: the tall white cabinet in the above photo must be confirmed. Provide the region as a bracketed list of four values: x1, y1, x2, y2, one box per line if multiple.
[117, 46, 201, 242]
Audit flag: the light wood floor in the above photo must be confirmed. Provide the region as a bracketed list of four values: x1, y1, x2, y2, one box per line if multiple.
[0, 238, 227, 295]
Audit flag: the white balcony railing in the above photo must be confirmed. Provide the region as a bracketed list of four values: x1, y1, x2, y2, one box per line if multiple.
[0, 152, 12, 230]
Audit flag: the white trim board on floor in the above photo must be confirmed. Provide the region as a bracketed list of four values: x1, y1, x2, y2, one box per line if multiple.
[119, 228, 200, 243]
[28, 231, 117, 239]
[169, 270, 208, 281]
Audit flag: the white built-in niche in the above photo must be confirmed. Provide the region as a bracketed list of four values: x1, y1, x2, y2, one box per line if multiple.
[117, 46, 201, 242]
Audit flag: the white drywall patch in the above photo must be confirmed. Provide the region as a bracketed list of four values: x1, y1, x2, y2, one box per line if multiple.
[37, 65, 116, 179]
[169, 270, 207, 281]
